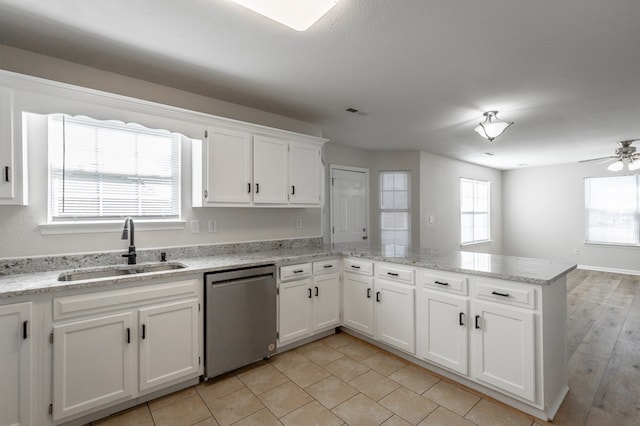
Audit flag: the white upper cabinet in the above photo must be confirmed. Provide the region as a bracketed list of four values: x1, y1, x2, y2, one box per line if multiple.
[193, 125, 325, 207]
[253, 136, 289, 204]
[200, 127, 252, 205]
[289, 142, 321, 205]
[0, 87, 27, 205]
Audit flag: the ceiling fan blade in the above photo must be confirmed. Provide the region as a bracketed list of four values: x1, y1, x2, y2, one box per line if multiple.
[578, 156, 617, 163]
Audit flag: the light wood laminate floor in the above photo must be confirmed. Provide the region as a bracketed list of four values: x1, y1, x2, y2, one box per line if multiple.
[91, 269, 640, 426]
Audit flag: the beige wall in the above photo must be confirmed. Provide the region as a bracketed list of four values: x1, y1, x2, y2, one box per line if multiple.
[0, 46, 323, 258]
[503, 162, 640, 273]
[420, 152, 503, 254]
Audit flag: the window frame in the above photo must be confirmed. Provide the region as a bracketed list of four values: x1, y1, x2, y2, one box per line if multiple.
[379, 170, 411, 256]
[46, 113, 182, 225]
[584, 174, 640, 247]
[460, 177, 491, 246]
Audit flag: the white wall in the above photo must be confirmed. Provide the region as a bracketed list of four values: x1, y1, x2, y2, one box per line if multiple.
[503, 162, 640, 273]
[0, 46, 323, 259]
[420, 152, 503, 254]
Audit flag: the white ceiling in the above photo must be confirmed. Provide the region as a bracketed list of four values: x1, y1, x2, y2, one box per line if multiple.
[0, 0, 639, 170]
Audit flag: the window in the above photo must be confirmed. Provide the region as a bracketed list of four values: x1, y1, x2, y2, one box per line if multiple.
[380, 171, 410, 256]
[460, 178, 490, 245]
[585, 175, 639, 246]
[48, 114, 181, 222]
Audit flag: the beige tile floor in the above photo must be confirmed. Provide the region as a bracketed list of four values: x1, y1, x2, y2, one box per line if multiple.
[92, 270, 640, 426]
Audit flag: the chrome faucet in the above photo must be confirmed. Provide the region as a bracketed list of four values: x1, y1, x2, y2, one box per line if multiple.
[121, 217, 137, 265]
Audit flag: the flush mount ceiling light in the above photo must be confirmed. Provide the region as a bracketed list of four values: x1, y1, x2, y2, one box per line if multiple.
[228, 0, 340, 31]
[474, 111, 514, 142]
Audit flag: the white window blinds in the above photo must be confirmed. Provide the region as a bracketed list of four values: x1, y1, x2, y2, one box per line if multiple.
[49, 114, 181, 221]
[460, 178, 490, 245]
[380, 171, 410, 256]
[585, 175, 639, 246]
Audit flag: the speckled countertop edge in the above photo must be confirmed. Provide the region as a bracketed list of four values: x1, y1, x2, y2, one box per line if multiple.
[0, 244, 577, 299]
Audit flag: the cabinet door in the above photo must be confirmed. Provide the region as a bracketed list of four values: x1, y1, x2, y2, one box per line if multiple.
[289, 142, 321, 205]
[374, 279, 415, 353]
[312, 273, 341, 331]
[138, 299, 199, 391]
[417, 289, 468, 375]
[253, 136, 288, 204]
[472, 300, 535, 401]
[0, 87, 26, 205]
[0, 302, 31, 426]
[278, 278, 312, 344]
[204, 127, 252, 204]
[342, 273, 374, 336]
[53, 312, 134, 421]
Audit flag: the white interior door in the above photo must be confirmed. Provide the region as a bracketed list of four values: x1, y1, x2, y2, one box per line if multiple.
[331, 166, 368, 243]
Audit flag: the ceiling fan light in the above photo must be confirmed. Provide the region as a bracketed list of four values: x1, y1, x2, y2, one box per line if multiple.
[474, 111, 513, 141]
[628, 159, 640, 171]
[607, 160, 624, 172]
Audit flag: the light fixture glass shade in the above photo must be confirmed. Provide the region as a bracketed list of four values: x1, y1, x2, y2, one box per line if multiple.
[229, 0, 340, 31]
[628, 159, 640, 171]
[607, 160, 624, 172]
[474, 111, 513, 141]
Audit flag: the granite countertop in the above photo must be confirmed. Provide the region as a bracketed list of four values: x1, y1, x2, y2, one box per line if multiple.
[0, 243, 577, 299]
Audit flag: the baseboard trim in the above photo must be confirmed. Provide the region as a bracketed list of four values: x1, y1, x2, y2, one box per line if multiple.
[577, 264, 640, 276]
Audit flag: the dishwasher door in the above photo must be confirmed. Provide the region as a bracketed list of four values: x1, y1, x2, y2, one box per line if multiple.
[204, 265, 277, 379]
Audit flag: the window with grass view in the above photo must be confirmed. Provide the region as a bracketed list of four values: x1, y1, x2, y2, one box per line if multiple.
[48, 114, 181, 222]
[460, 178, 490, 245]
[380, 171, 410, 256]
[585, 175, 639, 246]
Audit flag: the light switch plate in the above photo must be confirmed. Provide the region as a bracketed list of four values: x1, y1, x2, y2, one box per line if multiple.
[208, 220, 217, 233]
[190, 220, 200, 233]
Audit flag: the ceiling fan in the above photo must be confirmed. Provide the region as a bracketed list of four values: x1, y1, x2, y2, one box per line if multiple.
[580, 139, 640, 171]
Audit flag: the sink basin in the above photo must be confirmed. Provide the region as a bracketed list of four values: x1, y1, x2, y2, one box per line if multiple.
[57, 262, 187, 282]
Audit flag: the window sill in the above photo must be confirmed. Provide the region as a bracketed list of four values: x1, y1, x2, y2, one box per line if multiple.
[460, 240, 492, 248]
[584, 242, 640, 249]
[39, 220, 186, 235]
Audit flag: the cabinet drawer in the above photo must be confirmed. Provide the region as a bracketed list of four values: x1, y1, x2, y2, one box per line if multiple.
[343, 258, 373, 276]
[376, 263, 414, 284]
[421, 270, 468, 295]
[313, 259, 340, 274]
[280, 263, 312, 281]
[474, 280, 536, 310]
[53, 279, 199, 320]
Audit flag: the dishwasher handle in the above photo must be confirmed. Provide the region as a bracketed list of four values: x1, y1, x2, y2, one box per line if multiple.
[208, 273, 274, 287]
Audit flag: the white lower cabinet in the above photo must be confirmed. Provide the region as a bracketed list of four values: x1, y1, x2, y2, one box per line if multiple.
[471, 300, 536, 401]
[52, 312, 135, 420]
[51, 279, 201, 423]
[278, 261, 341, 346]
[0, 301, 32, 426]
[417, 289, 468, 375]
[138, 300, 199, 391]
[278, 277, 313, 344]
[374, 279, 415, 354]
[342, 272, 374, 336]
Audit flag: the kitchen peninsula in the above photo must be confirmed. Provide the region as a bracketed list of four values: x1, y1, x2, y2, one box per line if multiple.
[0, 240, 575, 424]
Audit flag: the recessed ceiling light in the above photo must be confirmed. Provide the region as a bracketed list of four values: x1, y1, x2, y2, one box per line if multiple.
[228, 0, 340, 31]
[519, 163, 529, 167]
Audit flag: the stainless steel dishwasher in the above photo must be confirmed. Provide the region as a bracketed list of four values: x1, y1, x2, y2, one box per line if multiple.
[204, 264, 277, 379]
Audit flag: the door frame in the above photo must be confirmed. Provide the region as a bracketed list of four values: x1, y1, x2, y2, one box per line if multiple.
[329, 164, 370, 244]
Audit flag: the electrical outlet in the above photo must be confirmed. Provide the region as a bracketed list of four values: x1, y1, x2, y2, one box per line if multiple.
[573, 249, 580, 255]
[295, 218, 302, 229]
[190, 220, 200, 233]
[208, 220, 217, 233]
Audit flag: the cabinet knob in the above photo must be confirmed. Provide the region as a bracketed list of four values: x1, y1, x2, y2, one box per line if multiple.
[3, 166, 9, 183]
[204, 190, 208, 198]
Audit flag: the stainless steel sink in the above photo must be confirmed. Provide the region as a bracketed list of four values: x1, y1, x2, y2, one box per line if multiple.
[57, 262, 187, 282]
